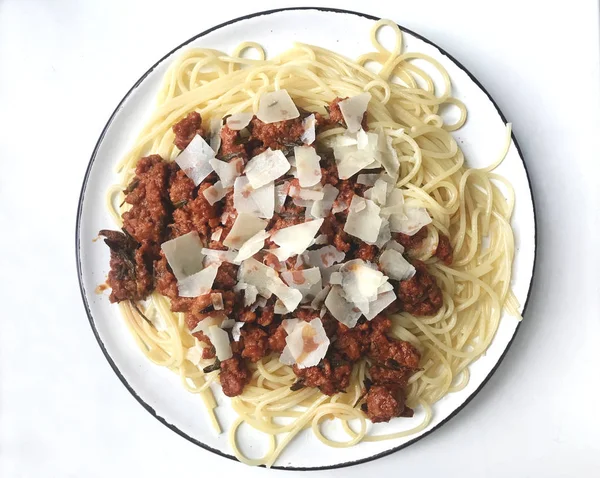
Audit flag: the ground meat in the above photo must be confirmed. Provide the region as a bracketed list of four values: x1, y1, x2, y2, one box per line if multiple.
[397, 261, 443, 316]
[293, 354, 352, 395]
[171, 182, 220, 240]
[334, 320, 371, 361]
[122, 155, 170, 245]
[249, 117, 304, 153]
[191, 331, 216, 359]
[435, 234, 453, 265]
[168, 167, 196, 205]
[364, 385, 405, 423]
[327, 97, 368, 130]
[173, 111, 206, 151]
[294, 308, 321, 322]
[99, 230, 154, 302]
[369, 332, 421, 370]
[213, 262, 239, 289]
[355, 242, 377, 262]
[256, 303, 275, 327]
[368, 364, 412, 388]
[239, 325, 269, 362]
[218, 125, 247, 161]
[268, 323, 287, 353]
[321, 214, 351, 253]
[395, 226, 428, 251]
[220, 356, 251, 397]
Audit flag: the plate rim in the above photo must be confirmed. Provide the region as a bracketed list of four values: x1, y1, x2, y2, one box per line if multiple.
[75, 6, 538, 471]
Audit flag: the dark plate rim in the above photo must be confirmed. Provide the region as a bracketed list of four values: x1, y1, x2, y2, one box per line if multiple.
[75, 6, 538, 471]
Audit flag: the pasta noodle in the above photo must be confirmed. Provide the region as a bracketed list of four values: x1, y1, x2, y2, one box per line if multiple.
[106, 19, 519, 466]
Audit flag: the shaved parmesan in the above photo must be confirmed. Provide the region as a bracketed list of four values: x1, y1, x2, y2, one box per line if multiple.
[311, 284, 331, 309]
[233, 176, 274, 219]
[271, 281, 303, 313]
[294, 146, 321, 187]
[223, 213, 268, 250]
[310, 184, 339, 218]
[161, 231, 204, 281]
[339, 260, 387, 314]
[377, 129, 400, 179]
[394, 206, 433, 236]
[314, 234, 328, 245]
[210, 118, 222, 154]
[226, 112, 253, 131]
[339, 93, 371, 133]
[190, 313, 228, 334]
[374, 217, 392, 248]
[211, 293, 224, 310]
[178, 264, 219, 298]
[279, 318, 330, 368]
[270, 219, 324, 261]
[232, 322, 244, 342]
[344, 195, 382, 243]
[234, 229, 269, 263]
[220, 318, 235, 329]
[324, 285, 362, 328]
[379, 249, 416, 281]
[202, 181, 229, 205]
[238, 258, 278, 298]
[244, 148, 290, 189]
[281, 267, 322, 301]
[289, 183, 325, 202]
[274, 181, 290, 213]
[385, 240, 405, 253]
[381, 188, 405, 218]
[186, 339, 204, 366]
[364, 178, 389, 206]
[209, 156, 243, 188]
[206, 325, 232, 361]
[334, 146, 375, 179]
[301, 114, 317, 145]
[201, 248, 237, 265]
[282, 318, 299, 334]
[302, 245, 345, 269]
[357, 173, 380, 186]
[257, 89, 300, 123]
[211, 228, 223, 242]
[176, 135, 215, 186]
[363, 290, 397, 321]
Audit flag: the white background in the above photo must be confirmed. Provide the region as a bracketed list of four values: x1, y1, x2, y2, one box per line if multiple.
[1, 0, 599, 477]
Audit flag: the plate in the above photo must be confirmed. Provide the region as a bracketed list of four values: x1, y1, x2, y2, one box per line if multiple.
[76, 7, 537, 470]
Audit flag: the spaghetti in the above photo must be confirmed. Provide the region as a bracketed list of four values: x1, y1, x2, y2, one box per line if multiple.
[102, 19, 519, 467]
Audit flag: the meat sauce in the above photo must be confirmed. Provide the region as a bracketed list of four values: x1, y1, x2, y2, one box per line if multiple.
[99, 99, 453, 423]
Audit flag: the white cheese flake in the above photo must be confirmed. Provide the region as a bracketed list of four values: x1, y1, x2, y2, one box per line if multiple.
[294, 146, 322, 187]
[202, 181, 229, 206]
[301, 114, 317, 145]
[178, 264, 220, 298]
[274, 181, 290, 213]
[257, 89, 300, 124]
[324, 285, 362, 328]
[226, 112, 253, 131]
[339, 260, 387, 315]
[363, 290, 397, 321]
[223, 213, 268, 249]
[394, 206, 433, 236]
[211, 293, 224, 310]
[161, 231, 204, 281]
[234, 229, 270, 263]
[206, 325, 232, 361]
[279, 318, 330, 369]
[209, 156, 243, 188]
[270, 218, 324, 261]
[344, 195, 382, 244]
[310, 184, 339, 218]
[379, 249, 416, 281]
[302, 245, 346, 269]
[281, 267, 322, 302]
[233, 176, 275, 219]
[175, 134, 215, 186]
[232, 322, 244, 341]
[339, 93, 371, 133]
[209, 118, 222, 154]
[244, 148, 291, 189]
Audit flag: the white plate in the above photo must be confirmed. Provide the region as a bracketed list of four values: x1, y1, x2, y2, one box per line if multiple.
[76, 7, 537, 470]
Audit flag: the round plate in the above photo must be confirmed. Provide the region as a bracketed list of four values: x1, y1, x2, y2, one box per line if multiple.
[76, 7, 537, 470]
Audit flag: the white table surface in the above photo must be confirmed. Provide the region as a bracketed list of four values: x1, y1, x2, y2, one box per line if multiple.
[1, 0, 599, 476]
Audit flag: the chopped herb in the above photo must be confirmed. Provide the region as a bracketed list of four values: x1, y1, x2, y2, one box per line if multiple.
[173, 200, 188, 209]
[290, 380, 305, 391]
[203, 358, 221, 373]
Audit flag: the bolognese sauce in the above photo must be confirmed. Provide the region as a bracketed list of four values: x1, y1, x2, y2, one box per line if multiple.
[99, 95, 452, 424]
